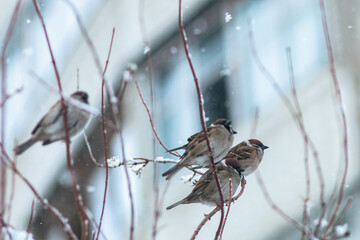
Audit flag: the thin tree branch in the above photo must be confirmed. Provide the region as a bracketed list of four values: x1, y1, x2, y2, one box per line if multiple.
[26, 199, 36, 240]
[96, 27, 116, 240]
[2, 149, 78, 239]
[219, 179, 232, 239]
[62, 1, 136, 238]
[178, 1, 224, 239]
[247, 19, 324, 239]
[233, 177, 246, 201]
[32, 1, 88, 239]
[286, 47, 312, 237]
[134, 81, 181, 158]
[190, 206, 221, 240]
[317, 0, 349, 236]
[0, 0, 23, 225]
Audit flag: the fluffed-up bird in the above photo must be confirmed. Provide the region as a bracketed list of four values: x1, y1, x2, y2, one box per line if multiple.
[162, 118, 237, 180]
[166, 158, 243, 210]
[14, 91, 91, 155]
[223, 139, 268, 176]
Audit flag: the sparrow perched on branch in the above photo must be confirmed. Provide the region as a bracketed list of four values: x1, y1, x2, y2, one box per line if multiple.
[14, 91, 91, 155]
[162, 119, 237, 180]
[224, 139, 268, 176]
[166, 158, 243, 210]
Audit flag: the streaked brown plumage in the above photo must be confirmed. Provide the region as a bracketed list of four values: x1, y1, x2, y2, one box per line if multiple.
[166, 159, 243, 210]
[224, 139, 268, 176]
[162, 119, 237, 180]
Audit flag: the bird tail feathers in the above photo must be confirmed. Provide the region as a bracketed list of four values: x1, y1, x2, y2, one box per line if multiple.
[162, 164, 183, 180]
[14, 138, 37, 155]
[167, 145, 185, 152]
[166, 198, 187, 210]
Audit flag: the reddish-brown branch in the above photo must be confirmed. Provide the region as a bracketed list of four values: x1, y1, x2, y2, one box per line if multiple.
[96, 27, 115, 239]
[332, 197, 352, 230]
[190, 206, 221, 240]
[62, 1, 135, 238]
[1, 150, 78, 239]
[26, 199, 36, 239]
[0, 0, 23, 224]
[190, 177, 246, 240]
[233, 177, 246, 201]
[219, 179, 232, 239]
[178, 1, 224, 239]
[286, 48, 312, 237]
[247, 19, 327, 238]
[32, 1, 88, 239]
[254, 168, 312, 238]
[5, 154, 17, 223]
[83, 208, 108, 240]
[134, 81, 181, 158]
[0, 86, 24, 108]
[83, 131, 105, 167]
[318, 0, 349, 235]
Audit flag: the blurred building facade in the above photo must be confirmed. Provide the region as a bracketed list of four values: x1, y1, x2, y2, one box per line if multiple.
[2, 0, 360, 239]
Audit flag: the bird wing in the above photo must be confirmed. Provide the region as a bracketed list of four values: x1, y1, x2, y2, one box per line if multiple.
[31, 102, 66, 135]
[225, 145, 256, 160]
[186, 165, 229, 202]
[182, 127, 216, 158]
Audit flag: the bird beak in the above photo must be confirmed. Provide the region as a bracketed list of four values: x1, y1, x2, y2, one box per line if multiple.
[232, 129, 237, 134]
[262, 145, 269, 150]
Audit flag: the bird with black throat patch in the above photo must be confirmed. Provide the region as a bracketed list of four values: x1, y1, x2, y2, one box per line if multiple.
[223, 139, 268, 176]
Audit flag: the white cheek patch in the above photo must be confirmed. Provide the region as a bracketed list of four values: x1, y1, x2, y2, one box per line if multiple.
[244, 140, 251, 147]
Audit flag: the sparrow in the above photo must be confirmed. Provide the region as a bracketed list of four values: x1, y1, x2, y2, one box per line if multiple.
[14, 91, 91, 155]
[166, 158, 243, 210]
[162, 119, 237, 180]
[223, 139, 268, 176]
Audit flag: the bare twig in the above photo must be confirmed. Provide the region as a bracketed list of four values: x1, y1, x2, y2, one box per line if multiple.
[332, 197, 353, 229]
[64, 0, 135, 239]
[317, 1, 350, 236]
[0, 0, 23, 225]
[84, 208, 108, 240]
[62, 1, 135, 238]
[134, 81, 181, 158]
[190, 206, 221, 240]
[254, 168, 312, 238]
[2, 150, 78, 239]
[32, 1, 88, 239]
[5, 153, 17, 223]
[247, 19, 325, 239]
[219, 179, 232, 239]
[233, 177, 246, 201]
[26, 199, 36, 240]
[96, 27, 116, 239]
[190, 176, 246, 240]
[0, 86, 24, 108]
[83, 131, 105, 167]
[178, 1, 224, 239]
[286, 48, 312, 237]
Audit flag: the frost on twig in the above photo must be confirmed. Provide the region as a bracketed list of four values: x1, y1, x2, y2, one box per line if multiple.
[313, 218, 328, 229]
[107, 156, 121, 168]
[130, 157, 178, 176]
[334, 224, 349, 238]
[181, 168, 205, 185]
[123, 63, 138, 82]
